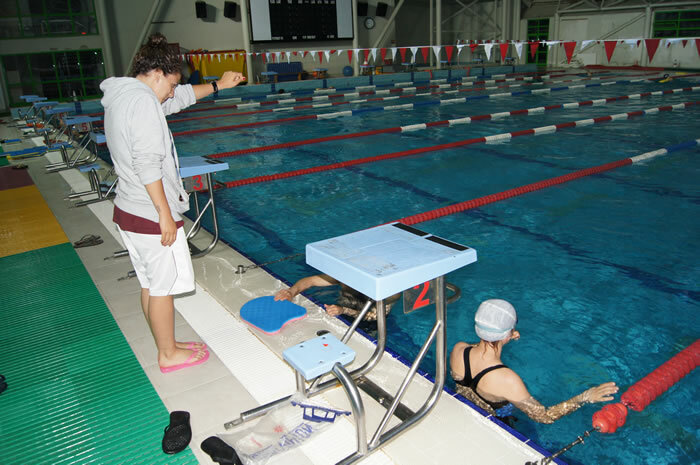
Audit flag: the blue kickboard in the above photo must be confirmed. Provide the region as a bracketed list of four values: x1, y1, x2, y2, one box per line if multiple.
[240, 296, 306, 334]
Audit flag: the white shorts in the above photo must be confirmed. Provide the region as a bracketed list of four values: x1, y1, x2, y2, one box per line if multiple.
[117, 226, 195, 296]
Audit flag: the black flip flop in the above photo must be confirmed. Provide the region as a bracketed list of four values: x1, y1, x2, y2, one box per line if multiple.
[73, 234, 103, 249]
[201, 436, 242, 465]
[162, 411, 192, 454]
[0, 374, 6, 395]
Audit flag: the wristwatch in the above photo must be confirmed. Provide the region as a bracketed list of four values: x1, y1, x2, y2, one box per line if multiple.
[211, 80, 218, 93]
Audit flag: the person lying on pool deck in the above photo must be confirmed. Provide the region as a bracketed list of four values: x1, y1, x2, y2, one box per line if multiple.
[450, 299, 618, 424]
[274, 274, 399, 321]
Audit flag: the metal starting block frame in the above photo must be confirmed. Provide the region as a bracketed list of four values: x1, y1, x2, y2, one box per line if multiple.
[180, 156, 229, 257]
[46, 116, 101, 172]
[225, 222, 477, 464]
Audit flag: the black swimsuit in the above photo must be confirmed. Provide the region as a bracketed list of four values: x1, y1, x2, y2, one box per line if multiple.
[455, 346, 510, 410]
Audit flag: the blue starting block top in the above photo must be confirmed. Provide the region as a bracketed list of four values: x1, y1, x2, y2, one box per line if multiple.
[20, 95, 39, 100]
[90, 131, 106, 144]
[283, 333, 356, 380]
[44, 104, 75, 115]
[178, 156, 229, 178]
[65, 115, 101, 125]
[306, 223, 477, 300]
[33, 101, 58, 108]
[24, 96, 46, 102]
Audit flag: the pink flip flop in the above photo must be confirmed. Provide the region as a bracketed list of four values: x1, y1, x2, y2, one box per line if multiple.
[185, 341, 208, 351]
[160, 349, 210, 374]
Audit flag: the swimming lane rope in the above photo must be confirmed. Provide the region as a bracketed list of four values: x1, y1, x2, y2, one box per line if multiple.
[171, 75, 663, 137]
[395, 138, 700, 225]
[528, 340, 699, 465]
[168, 70, 658, 124]
[215, 102, 699, 189]
[206, 87, 698, 159]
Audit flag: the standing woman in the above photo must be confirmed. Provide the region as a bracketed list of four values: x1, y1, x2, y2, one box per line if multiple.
[100, 33, 245, 373]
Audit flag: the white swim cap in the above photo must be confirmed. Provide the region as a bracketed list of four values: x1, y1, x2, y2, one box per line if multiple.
[474, 299, 517, 342]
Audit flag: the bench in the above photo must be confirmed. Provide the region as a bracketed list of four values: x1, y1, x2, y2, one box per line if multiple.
[266, 61, 307, 82]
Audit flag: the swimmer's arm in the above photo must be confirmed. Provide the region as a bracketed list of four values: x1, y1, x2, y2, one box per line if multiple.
[275, 274, 338, 301]
[192, 71, 246, 100]
[510, 379, 619, 424]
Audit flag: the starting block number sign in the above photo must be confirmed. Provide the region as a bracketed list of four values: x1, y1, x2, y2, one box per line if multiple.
[183, 175, 205, 192]
[403, 278, 442, 314]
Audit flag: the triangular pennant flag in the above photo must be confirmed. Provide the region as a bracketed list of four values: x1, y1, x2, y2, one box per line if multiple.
[432, 45, 442, 61]
[529, 41, 539, 59]
[330, 49, 337, 54]
[318, 51, 323, 64]
[286, 52, 290, 63]
[469, 43, 478, 54]
[310, 50, 317, 61]
[399, 47, 407, 62]
[483, 43, 494, 60]
[637, 40, 641, 47]
[563, 41, 576, 64]
[324, 50, 330, 62]
[696, 38, 700, 56]
[514, 42, 523, 59]
[275, 52, 281, 62]
[456, 44, 465, 56]
[217, 53, 221, 62]
[644, 38, 660, 62]
[380, 47, 388, 63]
[262, 53, 266, 64]
[303, 51, 309, 58]
[499, 42, 509, 61]
[347, 49, 353, 63]
[337, 49, 343, 56]
[293, 51, 298, 56]
[370, 48, 378, 63]
[682, 39, 688, 47]
[363, 48, 370, 64]
[409, 46, 418, 63]
[581, 40, 594, 50]
[604, 40, 618, 62]
[445, 45, 455, 62]
[623, 39, 637, 46]
[420, 47, 430, 63]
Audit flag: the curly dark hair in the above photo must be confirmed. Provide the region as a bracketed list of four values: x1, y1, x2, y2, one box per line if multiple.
[130, 33, 181, 77]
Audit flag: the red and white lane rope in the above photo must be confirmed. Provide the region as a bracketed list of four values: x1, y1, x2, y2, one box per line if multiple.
[216, 101, 698, 189]
[171, 75, 665, 137]
[396, 138, 700, 225]
[206, 87, 698, 159]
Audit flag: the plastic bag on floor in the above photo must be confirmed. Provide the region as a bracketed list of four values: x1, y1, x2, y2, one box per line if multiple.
[219, 396, 350, 465]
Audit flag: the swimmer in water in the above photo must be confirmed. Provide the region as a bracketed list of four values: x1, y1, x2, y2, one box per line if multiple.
[450, 299, 618, 425]
[275, 274, 399, 322]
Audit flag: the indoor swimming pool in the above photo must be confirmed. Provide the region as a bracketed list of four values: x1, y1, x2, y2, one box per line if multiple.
[171, 70, 699, 464]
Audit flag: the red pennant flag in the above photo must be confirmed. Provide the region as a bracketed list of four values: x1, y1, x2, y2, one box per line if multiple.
[363, 48, 370, 63]
[347, 49, 353, 63]
[399, 47, 408, 62]
[444, 45, 455, 62]
[469, 43, 478, 54]
[499, 42, 509, 61]
[682, 40, 688, 48]
[696, 38, 700, 56]
[604, 40, 618, 62]
[529, 41, 539, 59]
[380, 48, 387, 63]
[644, 39, 660, 62]
[420, 47, 429, 62]
[318, 52, 323, 64]
[303, 51, 309, 58]
[563, 41, 576, 64]
[293, 51, 298, 56]
[330, 49, 337, 54]
[261, 53, 266, 64]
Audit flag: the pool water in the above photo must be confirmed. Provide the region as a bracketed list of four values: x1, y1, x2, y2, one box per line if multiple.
[177, 73, 699, 465]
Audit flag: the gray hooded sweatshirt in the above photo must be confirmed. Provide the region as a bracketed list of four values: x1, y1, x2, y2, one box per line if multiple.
[100, 77, 196, 223]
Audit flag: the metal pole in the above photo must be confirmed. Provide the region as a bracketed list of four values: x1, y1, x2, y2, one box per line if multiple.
[429, 0, 434, 68]
[127, 0, 162, 73]
[353, 0, 359, 76]
[240, 0, 254, 83]
[437, 0, 442, 69]
[95, 0, 116, 76]
[332, 363, 368, 456]
[641, 6, 652, 67]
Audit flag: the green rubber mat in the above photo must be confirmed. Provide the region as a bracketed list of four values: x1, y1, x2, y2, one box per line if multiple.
[0, 243, 197, 464]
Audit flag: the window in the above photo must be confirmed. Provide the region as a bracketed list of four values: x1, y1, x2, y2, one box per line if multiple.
[527, 18, 549, 67]
[653, 10, 700, 38]
[0, 0, 97, 39]
[1, 49, 105, 106]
